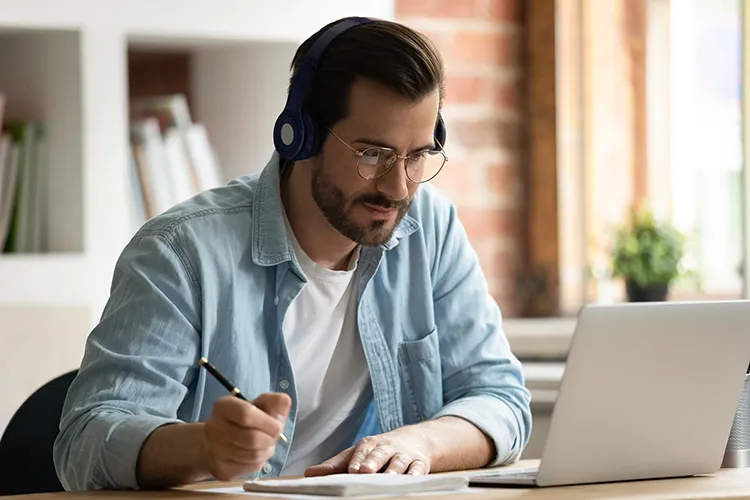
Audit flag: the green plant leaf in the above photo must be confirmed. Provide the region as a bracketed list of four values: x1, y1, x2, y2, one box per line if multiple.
[610, 203, 687, 287]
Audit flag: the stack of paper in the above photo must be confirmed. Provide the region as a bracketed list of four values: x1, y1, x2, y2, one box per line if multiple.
[242, 473, 469, 497]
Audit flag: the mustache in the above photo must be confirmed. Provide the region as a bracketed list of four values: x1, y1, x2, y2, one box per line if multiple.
[356, 194, 410, 210]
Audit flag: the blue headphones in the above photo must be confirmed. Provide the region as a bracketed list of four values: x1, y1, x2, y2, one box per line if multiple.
[273, 16, 447, 161]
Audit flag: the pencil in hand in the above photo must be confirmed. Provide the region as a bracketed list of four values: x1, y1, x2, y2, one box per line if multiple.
[199, 356, 288, 443]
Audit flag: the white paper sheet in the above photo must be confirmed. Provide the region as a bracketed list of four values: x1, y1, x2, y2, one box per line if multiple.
[200, 483, 484, 499]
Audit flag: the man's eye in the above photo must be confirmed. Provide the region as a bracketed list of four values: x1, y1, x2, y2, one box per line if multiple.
[360, 149, 382, 165]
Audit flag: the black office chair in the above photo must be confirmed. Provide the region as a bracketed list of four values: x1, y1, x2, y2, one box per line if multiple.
[0, 369, 77, 496]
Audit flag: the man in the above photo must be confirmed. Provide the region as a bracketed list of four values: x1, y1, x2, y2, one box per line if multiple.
[53, 17, 531, 490]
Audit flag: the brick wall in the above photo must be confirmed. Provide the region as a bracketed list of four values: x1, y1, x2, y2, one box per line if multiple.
[396, 0, 527, 316]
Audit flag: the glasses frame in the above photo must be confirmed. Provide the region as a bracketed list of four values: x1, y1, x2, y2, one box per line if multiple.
[327, 128, 448, 184]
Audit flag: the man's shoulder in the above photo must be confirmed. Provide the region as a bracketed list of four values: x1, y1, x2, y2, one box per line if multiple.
[134, 173, 262, 242]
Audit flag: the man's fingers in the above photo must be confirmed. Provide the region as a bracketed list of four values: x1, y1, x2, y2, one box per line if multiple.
[348, 439, 377, 473]
[215, 397, 284, 437]
[406, 459, 429, 476]
[252, 392, 292, 421]
[305, 448, 354, 477]
[383, 453, 411, 474]
[358, 445, 394, 474]
[216, 443, 276, 466]
[303, 464, 335, 477]
[215, 430, 276, 454]
[205, 394, 292, 482]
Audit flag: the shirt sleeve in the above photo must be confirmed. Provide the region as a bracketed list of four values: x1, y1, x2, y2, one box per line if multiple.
[53, 231, 202, 490]
[429, 202, 532, 467]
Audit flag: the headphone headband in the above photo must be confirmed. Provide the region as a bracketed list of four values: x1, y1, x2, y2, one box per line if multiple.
[285, 17, 374, 115]
[273, 17, 447, 161]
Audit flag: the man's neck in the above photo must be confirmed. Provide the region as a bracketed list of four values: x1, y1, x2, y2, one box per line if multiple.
[280, 161, 358, 271]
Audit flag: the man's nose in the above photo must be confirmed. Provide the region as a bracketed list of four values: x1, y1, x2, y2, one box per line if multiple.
[376, 158, 410, 201]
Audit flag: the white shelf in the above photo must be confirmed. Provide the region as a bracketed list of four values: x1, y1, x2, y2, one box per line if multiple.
[190, 42, 298, 181]
[0, 254, 91, 306]
[0, 29, 83, 252]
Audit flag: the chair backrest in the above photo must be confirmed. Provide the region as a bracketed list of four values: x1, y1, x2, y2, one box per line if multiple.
[0, 370, 77, 495]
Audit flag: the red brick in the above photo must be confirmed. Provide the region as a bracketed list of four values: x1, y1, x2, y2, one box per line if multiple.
[476, 244, 517, 282]
[451, 117, 521, 149]
[451, 30, 517, 67]
[457, 207, 520, 240]
[493, 289, 522, 316]
[485, 162, 518, 196]
[429, 157, 475, 199]
[487, 0, 522, 23]
[411, 27, 449, 53]
[494, 79, 519, 111]
[445, 73, 487, 105]
[396, 0, 479, 19]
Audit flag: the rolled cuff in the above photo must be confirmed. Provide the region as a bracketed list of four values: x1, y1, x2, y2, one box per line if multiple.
[432, 395, 524, 467]
[99, 414, 183, 489]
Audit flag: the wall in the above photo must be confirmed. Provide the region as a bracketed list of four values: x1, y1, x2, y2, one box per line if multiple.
[396, 0, 527, 317]
[0, 306, 90, 433]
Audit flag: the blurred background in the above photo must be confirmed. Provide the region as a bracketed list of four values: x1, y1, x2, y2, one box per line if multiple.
[0, 0, 746, 458]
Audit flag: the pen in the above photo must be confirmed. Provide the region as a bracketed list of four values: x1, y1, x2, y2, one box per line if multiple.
[199, 356, 288, 443]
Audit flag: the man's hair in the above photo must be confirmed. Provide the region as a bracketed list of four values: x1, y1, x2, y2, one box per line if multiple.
[289, 18, 445, 141]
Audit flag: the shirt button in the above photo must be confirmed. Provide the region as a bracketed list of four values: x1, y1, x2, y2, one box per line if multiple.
[279, 379, 290, 390]
[263, 463, 273, 474]
[274, 296, 280, 306]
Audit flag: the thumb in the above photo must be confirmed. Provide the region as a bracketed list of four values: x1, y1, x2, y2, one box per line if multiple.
[305, 448, 354, 477]
[252, 392, 292, 421]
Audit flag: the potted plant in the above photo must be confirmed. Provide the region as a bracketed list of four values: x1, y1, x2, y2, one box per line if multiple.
[610, 204, 687, 302]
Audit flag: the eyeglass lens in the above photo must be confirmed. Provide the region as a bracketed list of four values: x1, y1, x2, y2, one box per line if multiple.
[357, 148, 446, 183]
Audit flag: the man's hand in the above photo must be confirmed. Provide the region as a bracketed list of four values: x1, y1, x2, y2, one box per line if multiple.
[202, 393, 291, 481]
[136, 392, 291, 489]
[304, 416, 495, 478]
[305, 426, 433, 477]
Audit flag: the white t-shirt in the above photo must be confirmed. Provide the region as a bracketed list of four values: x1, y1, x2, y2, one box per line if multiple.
[280, 218, 371, 477]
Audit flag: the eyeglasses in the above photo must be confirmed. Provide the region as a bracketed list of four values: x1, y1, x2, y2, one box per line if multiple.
[327, 128, 448, 184]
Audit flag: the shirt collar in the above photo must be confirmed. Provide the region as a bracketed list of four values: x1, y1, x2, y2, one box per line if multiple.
[251, 153, 421, 267]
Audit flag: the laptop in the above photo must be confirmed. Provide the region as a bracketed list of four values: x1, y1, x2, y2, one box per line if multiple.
[469, 300, 750, 488]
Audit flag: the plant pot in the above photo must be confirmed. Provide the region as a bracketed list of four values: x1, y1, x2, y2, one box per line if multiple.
[625, 280, 669, 302]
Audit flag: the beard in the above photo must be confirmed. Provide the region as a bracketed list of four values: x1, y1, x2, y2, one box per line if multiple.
[311, 156, 412, 246]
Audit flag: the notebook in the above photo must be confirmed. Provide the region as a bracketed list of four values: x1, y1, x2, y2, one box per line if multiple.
[242, 473, 468, 497]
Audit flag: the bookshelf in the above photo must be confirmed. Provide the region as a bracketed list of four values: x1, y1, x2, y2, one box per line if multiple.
[0, 0, 395, 433]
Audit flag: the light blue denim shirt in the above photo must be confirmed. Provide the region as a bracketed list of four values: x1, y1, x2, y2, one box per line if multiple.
[53, 153, 532, 491]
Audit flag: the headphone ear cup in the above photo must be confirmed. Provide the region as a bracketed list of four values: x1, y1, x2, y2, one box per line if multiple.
[434, 113, 447, 149]
[274, 17, 374, 161]
[274, 110, 307, 160]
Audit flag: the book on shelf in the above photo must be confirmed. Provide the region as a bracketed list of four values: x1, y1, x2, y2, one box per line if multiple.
[0, 92, 47, 254]
[0, 91, 225, 252]
[129, 93, 223, 229]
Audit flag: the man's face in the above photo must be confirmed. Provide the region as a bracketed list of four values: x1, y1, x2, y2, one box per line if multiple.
[311, 78, 440, 246]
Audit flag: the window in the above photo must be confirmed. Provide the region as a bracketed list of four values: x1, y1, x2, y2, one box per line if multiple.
[550, 0, 746, 315]
[669, 0, 744, 298]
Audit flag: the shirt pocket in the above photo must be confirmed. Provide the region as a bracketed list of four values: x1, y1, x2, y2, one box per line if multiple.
[397, 327, 444, 423]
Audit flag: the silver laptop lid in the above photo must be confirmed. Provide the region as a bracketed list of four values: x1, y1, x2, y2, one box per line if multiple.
[536, 300, 750, 487]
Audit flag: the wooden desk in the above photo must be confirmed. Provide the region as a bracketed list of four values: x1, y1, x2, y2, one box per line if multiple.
[11, 460, 750, 500]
